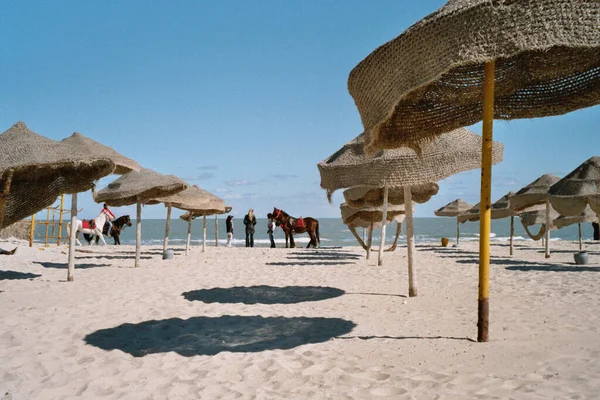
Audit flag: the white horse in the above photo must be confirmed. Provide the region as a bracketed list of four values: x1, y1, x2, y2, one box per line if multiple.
[68, 207, 115, 246]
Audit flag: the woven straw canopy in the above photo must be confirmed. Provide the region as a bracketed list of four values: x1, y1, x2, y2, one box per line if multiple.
[318, 128, 503, 198]
[458, 192, 519, 223]
[509, 174, 561, 212]
[0, 121, 115, 228]
[520, 208, 560, 228]
[340, 203, 406, 227]
[348, 0, 600, 155]
[548, 156, 600, 216]
[343, 183, 438, 209]
[553, 205, 598, 229]
[434, 199, 473, 217]
[61, 132, 140, 175]
[95, 168, 188, 207]
[180, 205, 232, 221]
[145, 184, 212, 211]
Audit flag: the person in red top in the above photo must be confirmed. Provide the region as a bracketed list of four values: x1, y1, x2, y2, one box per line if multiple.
[102, 204, 115, 237]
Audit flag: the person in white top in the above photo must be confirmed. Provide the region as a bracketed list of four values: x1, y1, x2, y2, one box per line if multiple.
[267, 213, 276, 248]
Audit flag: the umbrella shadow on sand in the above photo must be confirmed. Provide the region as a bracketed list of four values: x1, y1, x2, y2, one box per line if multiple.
[34, 261, 113, 269]
[0, 270, 41, 280]
[183, 285, 345, 305]
[85, 315, 356, 357]
[455, 258, 600, 272]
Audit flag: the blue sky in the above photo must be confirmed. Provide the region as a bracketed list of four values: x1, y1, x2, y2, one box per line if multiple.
[2, 1, 598, 220]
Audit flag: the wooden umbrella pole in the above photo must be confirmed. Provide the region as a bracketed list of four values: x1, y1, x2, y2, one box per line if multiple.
[377, 186, 389, 266]
[67, 193, 78, 282]
[578, 223, 582, 250]
[163, 205, 172, 253]
[215, 216, 219, 247]
[29, 215, 35, 247]
[0, 169, 14, 229]
[366, 221, 374, 260]
[58, 194, 65, 246]
[202, 215, 206, 252]
[349, 225, 369, 251]
[544, 199, 551, 258]
[185, 218, 192, 256]
[135, 198, 142, 268]
[456, 217, 460, 245]
[478, 60, 494, 343]
[510, 215, 514, 256]
[405, 186, 417, 297]
[385, 221, 402, 252]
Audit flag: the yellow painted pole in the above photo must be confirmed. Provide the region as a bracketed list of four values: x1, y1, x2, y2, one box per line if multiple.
[478, 60, 495, 343]
[29, 215, 35, 247]
[44, 206, 50, 247]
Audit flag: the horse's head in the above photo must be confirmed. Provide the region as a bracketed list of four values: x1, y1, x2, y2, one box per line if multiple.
[273, 207, 282, 220]
[124, 215, 132, 226]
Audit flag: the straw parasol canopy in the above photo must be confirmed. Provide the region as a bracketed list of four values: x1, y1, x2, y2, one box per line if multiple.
[520, 208, 560, 229]
[95, 168, 188, 206]
[458, 192, 519, 223]
[434, 199, 473, 217]
[343, 183, 438, 209]
[341, 203, 406, 226]
[553, 205, 598, 229]
[318, 128, 503, 198]
[548, 156, 600, 216]
[347, 0, 600, 155]
[145, 184, 212, 211]
[61, 132, 140, 175]
[509, 174, 561, 212]
[0, 121, 115, 229]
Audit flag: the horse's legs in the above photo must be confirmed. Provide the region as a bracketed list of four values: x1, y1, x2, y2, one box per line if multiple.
[75, 232, 82, 247]
[307, 230, 316, 248]
[290, 233, 296, 248]
[97, 229, 107, 245]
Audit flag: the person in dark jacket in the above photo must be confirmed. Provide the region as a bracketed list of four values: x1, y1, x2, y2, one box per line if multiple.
[225, 215, 234, 247]
[243, 209, 257, 247]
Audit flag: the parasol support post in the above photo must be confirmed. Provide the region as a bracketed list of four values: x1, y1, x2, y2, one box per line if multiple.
[478, 60, 494, 343]
[377, 186, 389, 266]
[202, 216, 206, 252]
[456, 217, 460, 244]
[135, 198, 142, 267]
[186, 217, 192, 255]
[544, 199, 551, 258]
[405, 186, 417, 297]
[215, 215, 219, 247]
[29, 215, 36, 247]
[67, 193, 78, 281]
[578, 223, 582, 250]
[509, 215, 514, 256]
[163, 205, 172, 253]
[366, 222, 374, 260]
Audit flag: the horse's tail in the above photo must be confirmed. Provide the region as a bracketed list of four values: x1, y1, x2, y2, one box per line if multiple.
[316, 220, 320, 247]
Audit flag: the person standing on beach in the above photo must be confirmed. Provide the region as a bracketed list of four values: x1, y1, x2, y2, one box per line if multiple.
[225, 215, 234, 247]
[243, 209, 257, 247]
[267, 213, 276, 248]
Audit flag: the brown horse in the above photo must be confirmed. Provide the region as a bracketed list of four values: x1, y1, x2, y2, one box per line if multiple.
[272, 207, 320, 248]
[84, 215, 132, 245]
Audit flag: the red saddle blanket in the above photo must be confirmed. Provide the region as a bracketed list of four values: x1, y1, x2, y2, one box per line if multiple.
[293, 217, 305, 229]
[82, 220, 96, 230]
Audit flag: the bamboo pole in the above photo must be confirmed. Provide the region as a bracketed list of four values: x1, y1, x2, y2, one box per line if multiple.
[456, 217, 460, 244]
[67, 193, 78, 281]
[544, 199, 551, 258]
[202, 215, 207, 252]
[58, 194, 64, 246]
[44, 206, 50, 247]
[478, 60, 494, 343]
[185, 218, 192, 255]
[349, 225, 369, 251]
[385, 221, 402, 252]
[578, 223, 582, 250]
[215, 215, 219, 247]
[163, 205, 172, 253]
[0, 169, 14, 230]
[509, 215, 514, 256]
[366, 222, 374, 260]
[29, 215, 35, 247]
[405, 187, 417, 297]
[135, 198, 142, 268]
[377, 186, 389, 266]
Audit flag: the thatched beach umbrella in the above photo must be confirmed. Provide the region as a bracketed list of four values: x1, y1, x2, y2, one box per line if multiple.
[347, 0, 600, 341]
[178, 194, 228, 252]
[509, 174, 561, 258]
[519, 208, 560, 247]
[95, 168, 187, 267]
[0, 122, 114, 228]
[61, 131, 141, 281]
[343, 183, 438, 209]
[553, 206, 599, 250]
[340, 203, 406, 257]
[549, 157, 600, 217]
[319, 128, 503, 297]
[434, 199, 474, 245]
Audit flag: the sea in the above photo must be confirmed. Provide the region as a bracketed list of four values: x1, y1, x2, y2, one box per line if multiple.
[33, 217, 597, 248]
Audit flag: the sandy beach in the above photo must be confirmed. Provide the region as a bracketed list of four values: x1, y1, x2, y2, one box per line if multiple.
[1, 238, 600, 399]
